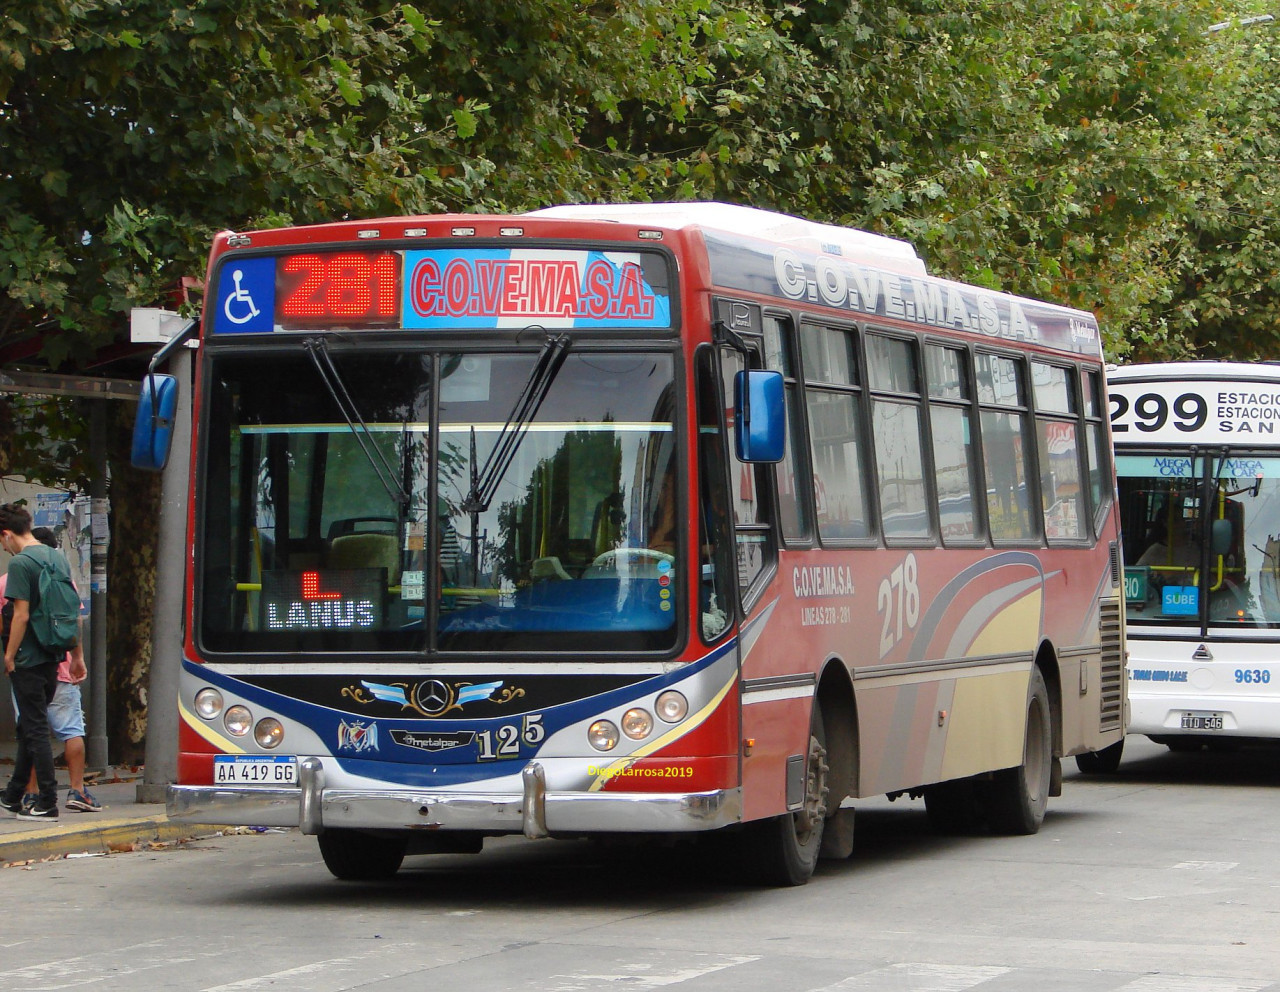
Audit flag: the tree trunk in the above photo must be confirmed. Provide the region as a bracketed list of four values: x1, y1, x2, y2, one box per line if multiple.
[104, 402, 161, 766]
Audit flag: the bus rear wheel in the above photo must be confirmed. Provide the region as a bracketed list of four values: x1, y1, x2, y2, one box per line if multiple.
[983, 667, 1052, 835]
[742, 715, 829, 886]
[318, 829, 407, 881]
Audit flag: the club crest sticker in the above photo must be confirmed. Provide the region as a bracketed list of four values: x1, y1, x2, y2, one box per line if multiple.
[336, 718, 379, 753]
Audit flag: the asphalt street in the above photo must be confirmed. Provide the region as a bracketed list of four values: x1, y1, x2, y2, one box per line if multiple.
[3, 735, 1280, 991]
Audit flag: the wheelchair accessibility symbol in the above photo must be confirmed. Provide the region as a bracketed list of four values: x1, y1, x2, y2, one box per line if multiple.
[223, 270, 260, 325]
[213, 256, 274, 335]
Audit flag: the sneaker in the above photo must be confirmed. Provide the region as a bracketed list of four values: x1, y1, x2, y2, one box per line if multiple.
[21, 793, 37, 813]
[0, 793, 21, 816]
[16, 802, 58, 820]
[65, 789, 102, 813]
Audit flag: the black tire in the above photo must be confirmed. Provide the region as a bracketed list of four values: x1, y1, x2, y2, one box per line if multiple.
[1160, 737, 1204, 753]
[317, 829, 407, 881]
[741, 710, 829, 886]
[1074, 738, 1124, 774]
[923, 778, 985, 835]
[983, 667, 1053, 835]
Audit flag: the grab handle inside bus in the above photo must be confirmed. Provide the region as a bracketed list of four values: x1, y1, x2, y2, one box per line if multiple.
[734, 369, 786, 463]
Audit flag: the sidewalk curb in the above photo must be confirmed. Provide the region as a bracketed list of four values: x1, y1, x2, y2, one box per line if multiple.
[0, 815, 226, 864]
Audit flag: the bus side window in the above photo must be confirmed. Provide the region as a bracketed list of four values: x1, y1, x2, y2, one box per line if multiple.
[1032, 361, 1085, 543]
[976, 352, 1036, 543]
[799, 322, 871, 542]
[696, 349, 736, 642]
[719, 346, 777, 604]
[925, 343, 981, 543]
[763, 314, 811, 542]
[867, 332, 930, 542]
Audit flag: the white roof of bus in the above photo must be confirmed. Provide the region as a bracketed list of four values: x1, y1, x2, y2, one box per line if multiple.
[1110, 361, 1280, 382]
[527, 202, 928, 277]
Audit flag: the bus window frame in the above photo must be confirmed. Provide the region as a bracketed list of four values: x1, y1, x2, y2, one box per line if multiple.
[1083, 367, 1116, 540]
[1030, 358, 1094, 549]
[862, 326, 938, 549]
[715, 340, 781, 615]
[761, 309, 816, 548]
[974, 346, 1042, 547]
[796, 315, 880, 549]
[694, 344, 742, 645]
[922, 336, 988, 548]
[193, 338, 693, 661]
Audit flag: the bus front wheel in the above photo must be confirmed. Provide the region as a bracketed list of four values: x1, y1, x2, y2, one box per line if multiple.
[742, 714, 829, 886]
[318, 829, 407, 881]
[983, 667, 1052, 835]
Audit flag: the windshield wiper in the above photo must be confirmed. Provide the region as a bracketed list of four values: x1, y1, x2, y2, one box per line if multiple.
[462, 332, 571, 513]
[303, 337, 410, 508]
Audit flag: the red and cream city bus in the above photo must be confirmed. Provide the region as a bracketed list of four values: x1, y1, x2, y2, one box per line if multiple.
[135, 203, 1125, 884]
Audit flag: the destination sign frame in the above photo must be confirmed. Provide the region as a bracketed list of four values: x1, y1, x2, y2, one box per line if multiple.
[1109, 377, 1280, 445]
[210, 247, 674, 335]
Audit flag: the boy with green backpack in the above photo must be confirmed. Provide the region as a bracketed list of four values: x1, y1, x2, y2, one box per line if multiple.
[0, 502, 82, 820]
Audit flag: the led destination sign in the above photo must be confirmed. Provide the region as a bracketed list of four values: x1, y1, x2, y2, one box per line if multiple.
[260, 569, 384, 631]
[276, 252, 401, 329]
[211, 248, 672, 335]
[402, 249, 669, 328]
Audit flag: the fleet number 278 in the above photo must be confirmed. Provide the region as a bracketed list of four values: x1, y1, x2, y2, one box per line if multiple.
[878, 553, 921, 659]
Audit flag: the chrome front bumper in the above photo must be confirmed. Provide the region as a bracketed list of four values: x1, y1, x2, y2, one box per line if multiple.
[168, 758, 741, 837]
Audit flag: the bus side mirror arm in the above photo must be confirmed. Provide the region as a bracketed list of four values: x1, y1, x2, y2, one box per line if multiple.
[131, 316, 199, 471]
[713, 319, 786, 464]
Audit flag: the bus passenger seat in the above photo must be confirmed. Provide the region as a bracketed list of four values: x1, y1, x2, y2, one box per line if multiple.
[531, 556, 572, 581]
[328, 533, 401, 587]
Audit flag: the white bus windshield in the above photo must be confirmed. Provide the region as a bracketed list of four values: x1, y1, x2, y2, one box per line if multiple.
[1117, 452, 1280, 629]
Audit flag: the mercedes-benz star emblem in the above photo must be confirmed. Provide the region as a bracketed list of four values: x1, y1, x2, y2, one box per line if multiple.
[414, 680, 452, 716]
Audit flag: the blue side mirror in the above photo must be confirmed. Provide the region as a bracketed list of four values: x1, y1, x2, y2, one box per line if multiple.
[734, 369, 786, 463]
[131, 373, 179, 471]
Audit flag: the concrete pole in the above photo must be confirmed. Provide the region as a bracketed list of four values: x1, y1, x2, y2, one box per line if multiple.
[136, 345, 192, 803]
[86, 404, 110, 772]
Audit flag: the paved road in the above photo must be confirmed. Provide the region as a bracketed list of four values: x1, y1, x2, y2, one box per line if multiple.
[4, 736, 1280, 992]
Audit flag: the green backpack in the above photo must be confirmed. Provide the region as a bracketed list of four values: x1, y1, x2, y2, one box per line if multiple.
[29, 553, 80, 652]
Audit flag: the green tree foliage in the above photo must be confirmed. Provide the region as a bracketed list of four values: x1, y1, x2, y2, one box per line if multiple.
[4, 0, 1280, 755]
[1156, 17, 1280, 359]
[5, 0, 1274, 369]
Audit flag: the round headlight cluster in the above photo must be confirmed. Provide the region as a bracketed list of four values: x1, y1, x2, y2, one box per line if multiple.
[655, 690, 688, 723]
[194, 688, 224, 720]
[587, 691, 690, 750]
[588, 719, 620, 751]
[195, 687, 286, 751]
[622, 708, 653, 740]
[254, 718, 285, 749]
[223, 705, 253, 737]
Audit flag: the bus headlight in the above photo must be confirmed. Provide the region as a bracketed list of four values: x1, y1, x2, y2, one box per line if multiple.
[254, 718, 285, 749]
[224, 705, 252, 737]
[655, 690, 688, 723]
[194, 688, 224, 720]
[588, 719, 620, 751]
[622, 708, 654, 740]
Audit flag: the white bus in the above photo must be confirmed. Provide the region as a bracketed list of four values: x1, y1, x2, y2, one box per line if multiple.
[1110, 361, 1280, 759]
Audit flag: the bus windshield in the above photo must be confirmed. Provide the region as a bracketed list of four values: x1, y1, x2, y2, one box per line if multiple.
[1118, 452, 1280, 629]
[199, 349, 679, 655]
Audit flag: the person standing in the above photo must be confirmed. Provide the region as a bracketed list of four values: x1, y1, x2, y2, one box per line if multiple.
[0, 503, 68, 819]
[3, 527, 98, 813]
